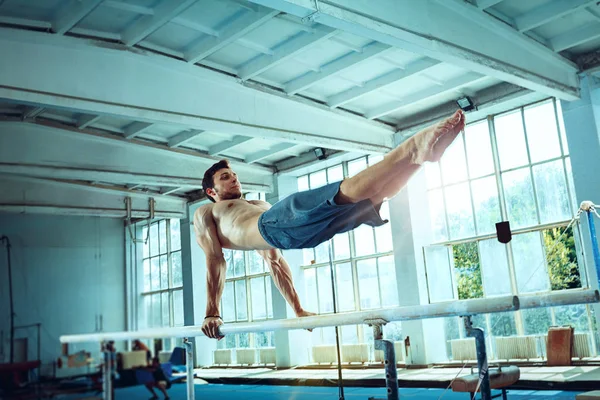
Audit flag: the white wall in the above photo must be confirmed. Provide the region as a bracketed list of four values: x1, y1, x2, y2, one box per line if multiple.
[0, 213, 125, 367]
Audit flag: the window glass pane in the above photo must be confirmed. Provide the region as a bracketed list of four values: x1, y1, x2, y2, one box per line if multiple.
[297, 175, 309, 192]
[512, 232, 549, 293]
[303, 268, 318, 313]
[143, 295, 152, 329]
[315, 241, 330, 264]
[224, 250, 234, 278]
[452, 243, 483, 300]
[310, 170, 327, 189]
[317, 266, 334, 313]
[383, 322, 402, 342]
[150, 223, 159, 257]
[375, 223, 393, 253]
[554, 304, 589, 331]
[172, 251, 182, 287]
[159, 255, 168, 290]
[471, 176, 501, 235]
[254, 332, 270, 348]
[441, 134, 468, 185]
[225, 334, 236, 349]
[348, 157, 367, 177]
[170, 219, 181, 252]
[503, 167, 537, 229]
[423, 246, 453, 302]
[543, 226, 581, 290]
[369, 155, 384, 165]
[222, 282, 235, 322]
[233, 251, 245, 277]
[250, 277, 267, 320]
[159, 220, 168, 254]
[161, 292, 170, 327]
[424, 162, 442, 189]
[303, 248, 314, 266]
[464, 121, 494, 178]
[335, 263, 355, 312]
[173, 290, 184, 327]
[378, 256, 398, 307]
[444, 317, 460, 359]
[533, 160, 570, 223]
[357, 259, 380, 309]
[341, 325, 358, 344]
[235, 280, 248, 321]
[333, 233, 350, 260]
[479, 239, 511, 296]
[445, 182, 475, 239]
[428, 188, 447, 242]
[152, 294, 161, 328]
[524, 101, 561, 163]
[151, 257, 160, 291]
[238, 333, 250, 348]
[495, 110, 529, 170]
[556, 100, 569, 155]
[564, 158, 577, 214]
[142, 226, 149, 258]
[522, 308, 552, 335]
[248, 251, 264, 275]
[354, 225, 375, 257]
[143, 259, 151, 292]
[321, 327, 336, 345]
[266, 278, 273, 319]
[490, 312, 517, 337]
[327, 164, 344, 182]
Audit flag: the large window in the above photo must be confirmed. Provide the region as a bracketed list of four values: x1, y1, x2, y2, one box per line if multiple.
[422, 99, 597, 359]
[297, 155, 402, 348]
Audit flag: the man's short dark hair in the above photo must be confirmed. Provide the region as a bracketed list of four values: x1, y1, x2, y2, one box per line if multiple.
[202, 159, 230, 203]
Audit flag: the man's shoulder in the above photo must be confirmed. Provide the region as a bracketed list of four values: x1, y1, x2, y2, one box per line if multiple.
[193, 203, 215, 223]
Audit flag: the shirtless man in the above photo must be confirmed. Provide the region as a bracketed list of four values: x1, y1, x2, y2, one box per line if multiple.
[195, 110, 466, 339]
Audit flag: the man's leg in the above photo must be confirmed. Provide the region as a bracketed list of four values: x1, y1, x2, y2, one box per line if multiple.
[335, 110, 465, 205]
[145, 383, 158, 399]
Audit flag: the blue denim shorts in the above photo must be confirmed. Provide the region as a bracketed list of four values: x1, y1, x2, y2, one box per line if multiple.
[257, 181, 388, 250]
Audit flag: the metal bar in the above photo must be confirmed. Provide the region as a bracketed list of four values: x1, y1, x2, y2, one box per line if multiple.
[465, 317, 491, 400]
[184, 339, 194, 400]
[371, 324, 398, 400]
[586, 210, 600, 288]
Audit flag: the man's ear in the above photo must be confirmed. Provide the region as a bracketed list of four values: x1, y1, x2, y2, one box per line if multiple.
[206, 187, 217, 199]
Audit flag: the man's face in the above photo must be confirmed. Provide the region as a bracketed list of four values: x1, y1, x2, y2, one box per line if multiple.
[208, 168, 242, 202]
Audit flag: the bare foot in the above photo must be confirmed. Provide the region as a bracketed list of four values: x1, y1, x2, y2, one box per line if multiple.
[296, 309, 316, 332]
[409, 109, 465, 164]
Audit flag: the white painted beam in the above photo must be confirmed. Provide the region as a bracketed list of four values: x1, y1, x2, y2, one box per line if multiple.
[0, 28, 394, 153]
[367, 73, 485, 120]
[121, 0, 198, 46]
[123, 122, 154, 139]
[515, 0, 596, 32]
[0, 16, 51, 29]
[185, 9, 279, 63]
[327, 58, 441, 108]
[53, 0, 103, 35]
[550, 23, 600, 52]
[239, 26, 338, 80]
[102, 0, 155, 15]
[208, 136, 254, 156]
[168, 129, 205, 148]
[76, 114, 102, 129]
[0, 175, 186, 219]
[22, 106, 45, 119]
[247, 0, 579, 100]
[285, 42, 391, 95]
[245, 143, 297, 164]
[475, 0, 504, 9]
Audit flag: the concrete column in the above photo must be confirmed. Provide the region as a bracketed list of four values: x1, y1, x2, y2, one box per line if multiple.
[560, 75, 600, 339]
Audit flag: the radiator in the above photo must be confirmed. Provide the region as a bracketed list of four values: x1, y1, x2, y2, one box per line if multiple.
[374, 341, 405, 363]
[341, 344, 369, 363]
[311, 345, 338, 364]
[236, 348, 257, 365]
[450, 338, 477, 361]
[258, 347, 276, 364]
[213, 349, 232, 365]
[495, 336, 538, 360]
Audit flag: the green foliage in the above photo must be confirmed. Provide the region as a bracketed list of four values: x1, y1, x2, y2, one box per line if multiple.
[452, 242, 484, 300]
[543, 226, 581, 290]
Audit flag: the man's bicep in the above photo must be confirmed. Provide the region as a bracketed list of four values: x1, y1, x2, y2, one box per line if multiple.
[194, 209, 223, 258]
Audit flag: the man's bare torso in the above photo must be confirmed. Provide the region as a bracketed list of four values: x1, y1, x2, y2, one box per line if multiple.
[194, 199, 275, 251]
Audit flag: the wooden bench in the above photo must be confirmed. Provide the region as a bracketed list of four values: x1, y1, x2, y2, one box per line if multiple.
[451, 365, 520, 400]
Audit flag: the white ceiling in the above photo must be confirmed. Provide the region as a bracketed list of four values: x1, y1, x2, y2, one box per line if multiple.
[0, 0, 598, 218]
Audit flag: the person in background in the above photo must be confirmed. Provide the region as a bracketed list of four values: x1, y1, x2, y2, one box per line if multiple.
[144, 357, 171, 400]
[133, 339, 152, 365]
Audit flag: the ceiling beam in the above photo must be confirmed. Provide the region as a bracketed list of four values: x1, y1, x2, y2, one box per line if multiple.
[275, 148, 346, 174]
[121, 0, 198, 46]
[22, 106, 45, 120]
[246, 0, 579, 100]
[366, 73, 485, 120]
[475, 0, 504, 9]
[52, 0, 103, 35]
[550, 23, 600, 52]
[76, 114, 102, 129]
[208, 136, 254, 156]
[238, 26, 338, 80]
[327, 58, 441, 108]
[285, 42, 391, 95]
[123, 122, 154, 139]
[514, 0, 596, 33]
[0, 28, 394, 154]
[168, 129, 206, 148]
[185, 9, 279, 63]
[245, 143, 297, 164]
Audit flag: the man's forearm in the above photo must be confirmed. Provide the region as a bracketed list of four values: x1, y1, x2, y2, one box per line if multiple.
[268, 255, 304, 315]
[205, 257, 227, 317]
